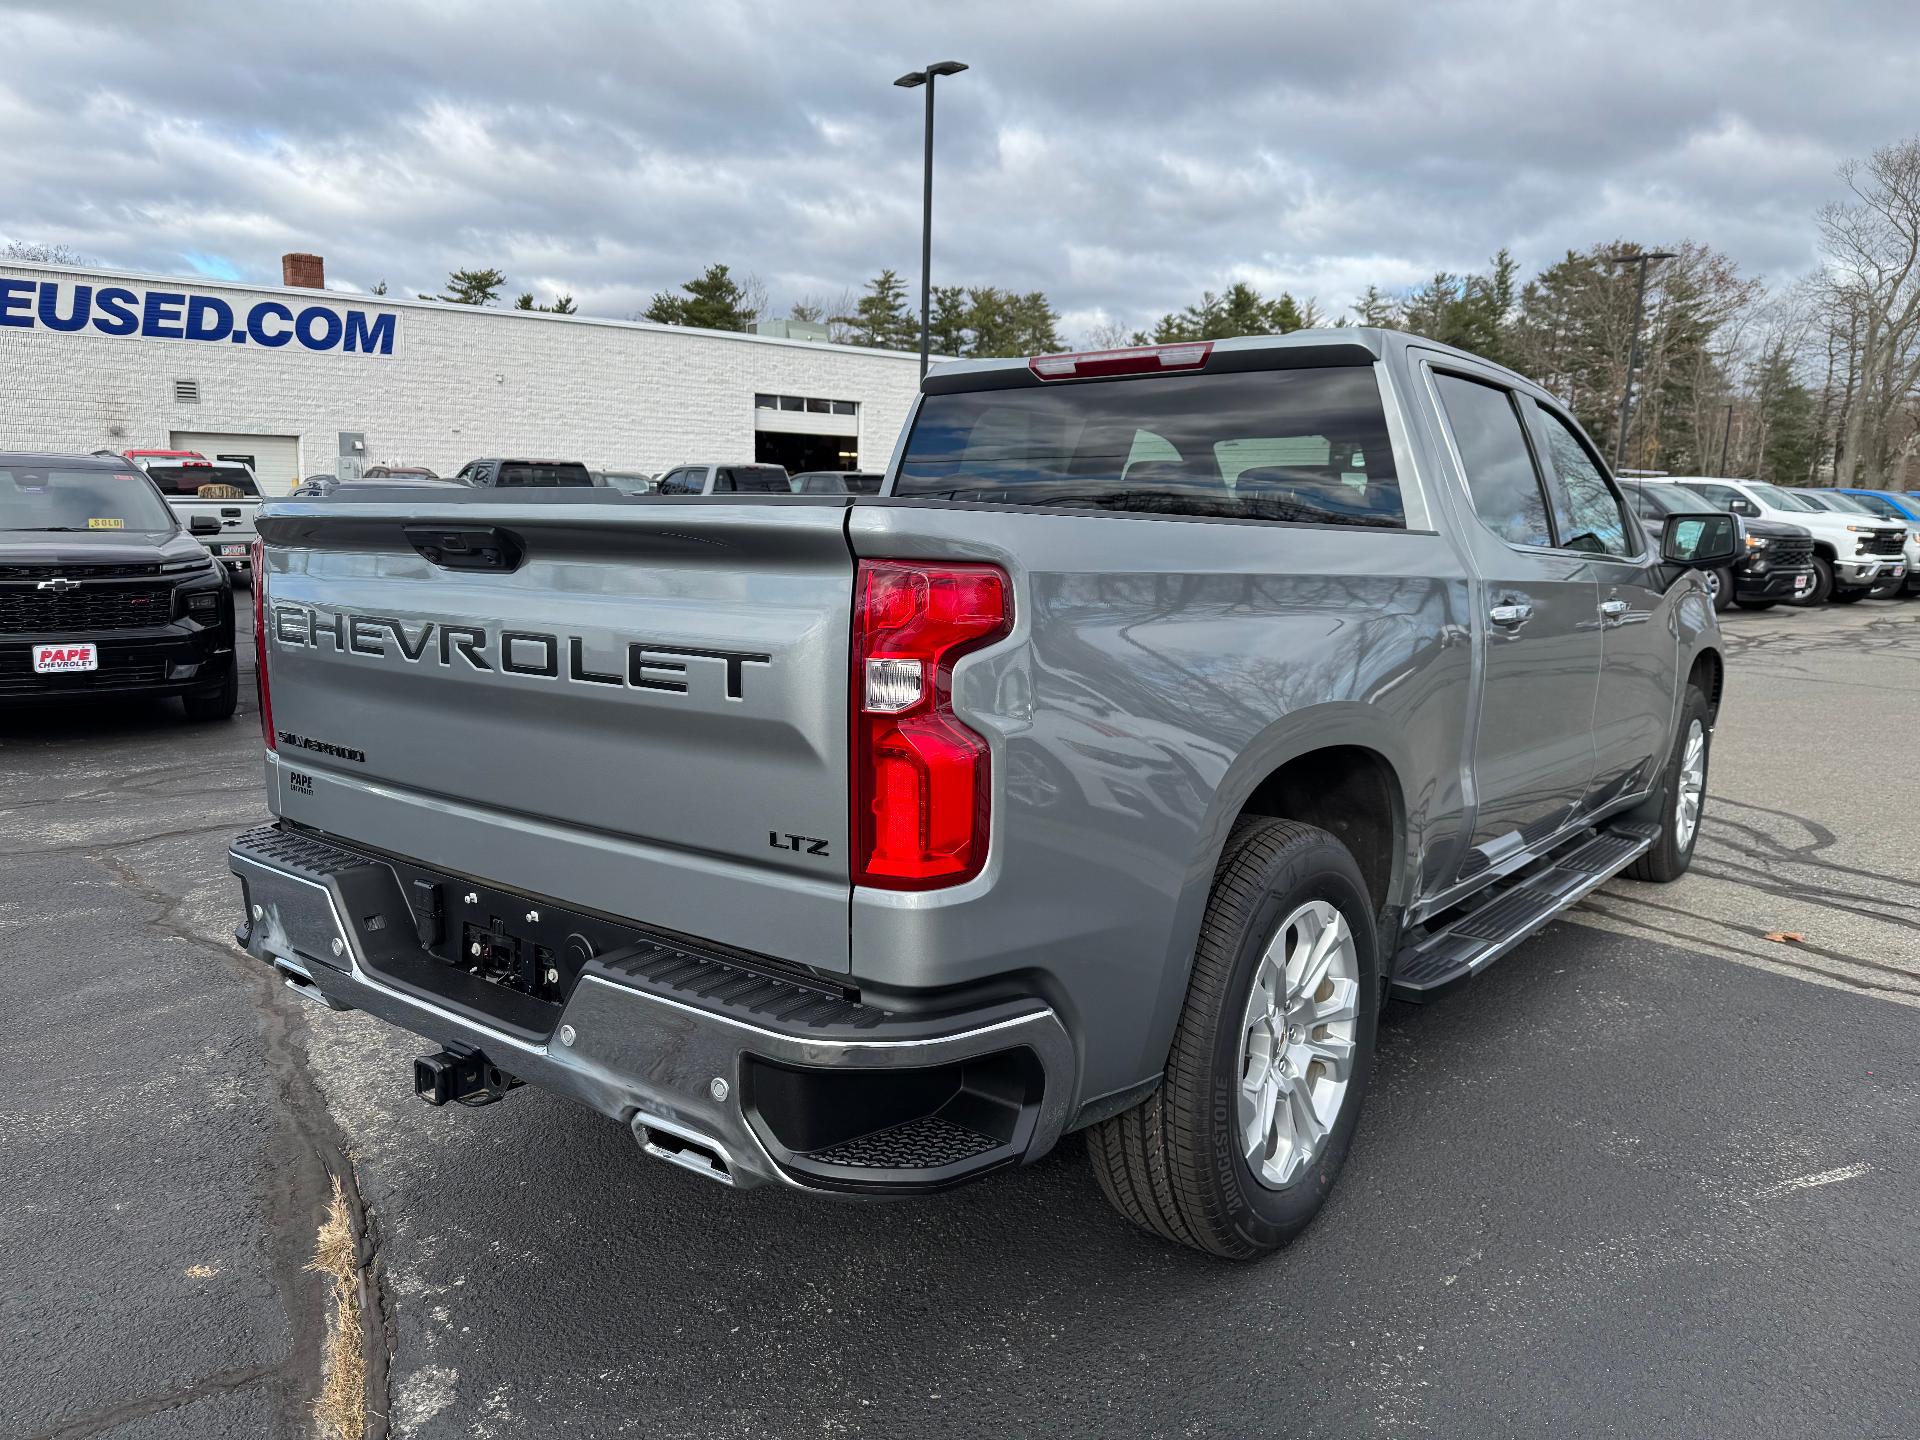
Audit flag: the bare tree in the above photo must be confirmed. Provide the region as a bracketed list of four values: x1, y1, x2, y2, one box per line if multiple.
[737, 272, 770, 328]
[1078, 319, 1135, 350]
[1819, 137, 1920, 484]
[3, 240, 92, 265]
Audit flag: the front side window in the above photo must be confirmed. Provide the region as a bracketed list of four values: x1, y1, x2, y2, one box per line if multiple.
[894, 366, 1404, 528]
[1532, 405, 1633, 557]
[1433, 373, 1552, 547]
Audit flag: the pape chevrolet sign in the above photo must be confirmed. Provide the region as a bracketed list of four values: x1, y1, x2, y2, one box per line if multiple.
[0, 278, 396, 355]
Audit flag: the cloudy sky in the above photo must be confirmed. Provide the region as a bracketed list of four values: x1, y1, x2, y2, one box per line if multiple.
[3, 0, 1916, 341]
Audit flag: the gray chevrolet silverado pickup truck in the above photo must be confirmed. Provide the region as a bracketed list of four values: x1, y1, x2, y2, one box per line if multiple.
[229, 330, 1735, 1258]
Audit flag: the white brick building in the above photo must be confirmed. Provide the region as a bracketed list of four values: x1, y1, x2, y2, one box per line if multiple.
[0, 255, 924, 494]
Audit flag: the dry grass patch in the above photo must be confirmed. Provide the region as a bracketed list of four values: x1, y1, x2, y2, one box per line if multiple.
[308, 1174, 367, 1440]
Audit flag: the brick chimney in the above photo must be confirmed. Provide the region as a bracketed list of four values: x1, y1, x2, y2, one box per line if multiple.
[282, 252, 325, 289]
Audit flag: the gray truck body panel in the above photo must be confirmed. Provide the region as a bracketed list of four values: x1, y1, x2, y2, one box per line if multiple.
[234, 328, 1720, 1179]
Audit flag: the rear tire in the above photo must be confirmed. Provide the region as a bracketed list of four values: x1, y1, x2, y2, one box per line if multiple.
[1623, 685, 1712, 883]
[1088, 818, 1379, 1259]
[182, 664, 238, 722]
[1868, 577, 1902, 599]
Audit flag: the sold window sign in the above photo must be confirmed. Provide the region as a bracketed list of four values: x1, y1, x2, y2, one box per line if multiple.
[0, 278, 396, 356]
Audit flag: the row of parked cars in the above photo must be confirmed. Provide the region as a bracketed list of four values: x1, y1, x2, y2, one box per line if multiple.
[1622, 475, 1918, 609]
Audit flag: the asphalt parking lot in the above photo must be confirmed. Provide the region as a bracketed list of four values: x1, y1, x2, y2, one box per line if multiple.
[4, 599, 1917, 1440]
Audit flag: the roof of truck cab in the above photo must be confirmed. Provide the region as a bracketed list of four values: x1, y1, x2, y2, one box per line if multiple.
[921, 327, 1542, 392]
[0, 451, 127, 468]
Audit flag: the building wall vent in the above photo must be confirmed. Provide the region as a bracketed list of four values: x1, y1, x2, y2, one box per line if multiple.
[173, 379, 200, 404]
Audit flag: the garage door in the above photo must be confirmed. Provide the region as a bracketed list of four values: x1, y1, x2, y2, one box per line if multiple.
[170, 431, 301, 496]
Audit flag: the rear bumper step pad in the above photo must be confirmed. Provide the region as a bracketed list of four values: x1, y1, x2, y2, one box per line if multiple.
[229, 822, 1074, 1193]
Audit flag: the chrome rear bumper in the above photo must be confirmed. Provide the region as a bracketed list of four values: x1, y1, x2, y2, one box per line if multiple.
[229, 823, 1075, 1194]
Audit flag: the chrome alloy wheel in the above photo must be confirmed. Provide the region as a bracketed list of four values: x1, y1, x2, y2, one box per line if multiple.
[1675, 718, 1707, 850]
[1236, 899, 1360, 1189]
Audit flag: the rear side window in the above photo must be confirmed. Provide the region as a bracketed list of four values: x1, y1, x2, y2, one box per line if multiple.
[1433, 373, 1552, 548]
[894, 367, 1404, 528]
[497, 462, 594, 488]
[1529, 404, 1634, 557]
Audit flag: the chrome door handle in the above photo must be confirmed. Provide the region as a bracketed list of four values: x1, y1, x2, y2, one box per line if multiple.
[1489, 602, 1533, 628]
[1599, 599, 1630, 624]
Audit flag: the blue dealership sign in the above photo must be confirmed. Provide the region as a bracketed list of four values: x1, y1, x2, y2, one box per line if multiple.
[0, 278, 396, 355]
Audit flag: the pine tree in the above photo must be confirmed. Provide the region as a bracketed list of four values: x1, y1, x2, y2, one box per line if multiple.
[928, 286, 970, 356]
[643, 264, 757, 331]
[842, 269, 916, 349]
[437, 267, 506, 305]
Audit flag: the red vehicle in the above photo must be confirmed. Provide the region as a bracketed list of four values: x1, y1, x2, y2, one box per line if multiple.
[122, 448, 208, 466]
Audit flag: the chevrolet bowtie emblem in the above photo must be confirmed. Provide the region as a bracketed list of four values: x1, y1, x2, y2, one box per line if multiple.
[35, 577, 81, 593]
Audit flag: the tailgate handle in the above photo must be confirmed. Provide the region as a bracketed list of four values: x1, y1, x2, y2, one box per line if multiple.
[404, 525, 526, 573]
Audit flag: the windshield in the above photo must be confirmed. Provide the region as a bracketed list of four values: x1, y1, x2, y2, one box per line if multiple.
[1747, 482, 1818, 513]
[1627, 483, 1710, 517]
[896, 367, 1404, 528]
[142, 464, 261, 497]
[0, 465, 178, 532]
[1821, 492, 1875, 514]
[1843, 492, 1911, 520]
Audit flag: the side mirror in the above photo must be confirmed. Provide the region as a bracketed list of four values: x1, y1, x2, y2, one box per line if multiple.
[188, 514, 222, 536]
[1660, 512, 1737, 568]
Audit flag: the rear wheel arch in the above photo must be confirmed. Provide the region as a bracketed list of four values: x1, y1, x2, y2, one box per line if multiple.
[1131, 731, 1410, 1110]
[1234, 745, 1407, 922]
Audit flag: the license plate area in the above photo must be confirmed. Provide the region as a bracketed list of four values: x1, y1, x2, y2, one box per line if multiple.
[220, 543, 250, 557]
[33, 643, 97, 674]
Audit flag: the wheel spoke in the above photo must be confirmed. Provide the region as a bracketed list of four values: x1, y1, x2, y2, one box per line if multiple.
[1287, 1073, 1327, 1154]
[1288, 911, 1345, 1003]
[1244, 1074, 1279, 1160]
[1302, 1030, 1355, 1083]
[1307, 976, 1360, 1027]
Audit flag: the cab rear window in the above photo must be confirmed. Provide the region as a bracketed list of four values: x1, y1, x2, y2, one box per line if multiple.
[144, 465, 261, 497]
[497, 462, 595, 487]
[894, 367, 1404, 528]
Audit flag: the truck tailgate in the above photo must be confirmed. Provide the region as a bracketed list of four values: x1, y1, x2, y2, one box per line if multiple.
[258, 499, 854, 971]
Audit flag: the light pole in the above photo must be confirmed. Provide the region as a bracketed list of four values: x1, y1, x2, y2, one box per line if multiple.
[1611, 249, 1677, 471]
[895, 60, 968, 381]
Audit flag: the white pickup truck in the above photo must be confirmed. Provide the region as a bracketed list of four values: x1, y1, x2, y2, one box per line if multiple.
[137, 459, 263, 578]
[1643, 476, 1906, 603]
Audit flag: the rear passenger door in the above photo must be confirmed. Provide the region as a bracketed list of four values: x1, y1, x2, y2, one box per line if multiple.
[1524, 399, 1679, 808]
[1428, 366, 1602, 874]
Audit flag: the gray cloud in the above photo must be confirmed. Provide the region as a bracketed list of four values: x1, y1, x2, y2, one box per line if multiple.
[2, 0, 1915, 339]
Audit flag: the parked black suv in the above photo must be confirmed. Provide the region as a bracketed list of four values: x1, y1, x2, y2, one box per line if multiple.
[1624, 479, 1815, 611]
[0, 453, 237, 717]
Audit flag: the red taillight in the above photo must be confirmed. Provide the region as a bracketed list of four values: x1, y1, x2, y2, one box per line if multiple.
[853, 560, 1010, 889]
[251, 539, 274, 751]
[1027, 341, 1212, 381]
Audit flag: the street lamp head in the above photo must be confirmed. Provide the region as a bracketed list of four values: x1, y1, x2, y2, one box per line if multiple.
[896, 60, 968, 88]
